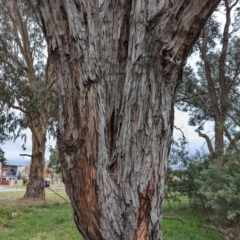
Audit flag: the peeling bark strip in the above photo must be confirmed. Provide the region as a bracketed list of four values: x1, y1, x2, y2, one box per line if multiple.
[37, 1, 221, 239]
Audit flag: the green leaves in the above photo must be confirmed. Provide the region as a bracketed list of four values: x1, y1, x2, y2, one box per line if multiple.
[198, 156, 240, 222]
[0, 147, 6, 164]
[48, 145, 61, 174]
[177, 1, 240, 153]
[0, 0, 57, 149]
[169, 151, 240, 225]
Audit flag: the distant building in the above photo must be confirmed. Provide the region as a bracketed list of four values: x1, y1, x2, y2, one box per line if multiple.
[0, 163, 29, 185]
[17, 166, 28, 179]
[1, 164, 18, 180]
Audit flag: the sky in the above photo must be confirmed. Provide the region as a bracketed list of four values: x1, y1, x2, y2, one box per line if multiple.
[1, 53, 213, 167]
[2, 131, 56, 166]
[173, 109, 212, 155]
[2, 6, 224, 167]
[1, 108, 211, 166]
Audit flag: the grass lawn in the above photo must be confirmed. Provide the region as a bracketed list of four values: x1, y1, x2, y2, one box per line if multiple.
[0, 188, 224, 240]
[162, 199, 224, 240]
[0, 204, 81, 240]
[0, 188, 82, 240]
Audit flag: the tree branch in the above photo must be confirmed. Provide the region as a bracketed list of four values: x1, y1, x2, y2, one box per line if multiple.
[173, 125, 187, 142]
[0, 46, 26, 71]
[201, 22, 220, 118]
[12, 0, 36, 88]
[227, 132, 240, 152]
[19, 154, 32, 158]
[197, 131, 215, 161]
[163, 215, 188, 224]
[227, 112, 240, 127]
[202, 225, 235, 238]
[229, 0, 239, 10]
[219, 0, 231, 118]
[8, 103, 28, 115]
[223, 127, 232, 143]
[175, 90, 207, 103]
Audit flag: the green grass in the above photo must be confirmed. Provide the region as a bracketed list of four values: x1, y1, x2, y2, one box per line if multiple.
[0, 189, 82, 240]
[0, 204, 81, 240]
[162, 198, 224, 240]
[0, 190, 224, 240]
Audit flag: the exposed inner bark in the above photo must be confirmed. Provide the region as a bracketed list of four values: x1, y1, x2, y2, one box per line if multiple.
[38, 0, 221, 239]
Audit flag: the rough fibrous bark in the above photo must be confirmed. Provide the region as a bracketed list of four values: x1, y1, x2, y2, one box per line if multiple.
[37, 1, 220, 239]
[24, 125, 46, 200]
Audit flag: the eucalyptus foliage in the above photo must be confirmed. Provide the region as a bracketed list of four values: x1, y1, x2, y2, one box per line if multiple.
[167, 138, 209, 208]
[48, 145, 61, 174]
[168, 0, 240, 233]
[0, 0, 57, 200]
[198, 155, 240, 226]
[0, 0, 57, 145]
[168, 145, 240, 230]
[176, 0, 240, 158]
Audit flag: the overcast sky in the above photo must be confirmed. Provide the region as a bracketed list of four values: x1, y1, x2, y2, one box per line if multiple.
[1, 52, 212, 167]
[173, 109, 212, 154]
[0, 8, 227, 167]
[1, 108, 211, 166]
[2, 131, 56, 166]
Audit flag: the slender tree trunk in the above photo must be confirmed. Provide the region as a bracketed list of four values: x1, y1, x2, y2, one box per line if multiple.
[38, 1, 220, 239]
[24, 127, 46, 200]
[215, 119, 225, 152]
[200, 1, 233, 158]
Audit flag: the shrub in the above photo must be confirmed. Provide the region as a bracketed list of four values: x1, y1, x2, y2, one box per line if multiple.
[166, 149, 209, 208]
[198, 160, 240, 228]
[22, 176, 28, 186]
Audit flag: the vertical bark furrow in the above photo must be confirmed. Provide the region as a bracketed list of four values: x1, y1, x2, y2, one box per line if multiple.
[38, 0, 221, 239]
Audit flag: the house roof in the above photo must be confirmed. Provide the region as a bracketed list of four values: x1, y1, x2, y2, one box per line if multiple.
[2, 164, 19, 167]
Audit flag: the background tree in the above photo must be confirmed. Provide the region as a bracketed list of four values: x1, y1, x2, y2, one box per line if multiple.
[170, 0, 240, 235]
[37, 1, 221, 239]
[0, 106, 10, 165]
[0, 149, 6, 165]
[177, 0, 240, 161]
[0, 0, 57, 200]
[48, 145, 61, 175]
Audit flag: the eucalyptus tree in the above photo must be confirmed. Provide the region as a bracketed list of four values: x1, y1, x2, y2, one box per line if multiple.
[0, 107, 8, 164]
[0, 0, 56, 199]
[0, 149, 6, 164]
[0, 115, 7, 165]
[37, 1, 221, 239]
[177, 0, 240, 162]
[48, 145, 61, 174]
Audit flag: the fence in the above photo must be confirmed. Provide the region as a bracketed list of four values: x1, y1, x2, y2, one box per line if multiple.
[0, 179, 22, 185]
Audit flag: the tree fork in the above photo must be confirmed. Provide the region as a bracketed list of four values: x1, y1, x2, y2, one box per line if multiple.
[37, 1, 221, 239]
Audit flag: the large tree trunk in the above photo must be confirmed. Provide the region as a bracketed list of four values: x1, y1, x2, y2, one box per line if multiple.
[38, 1, 220, 239]
[24, 127, 46, 200]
